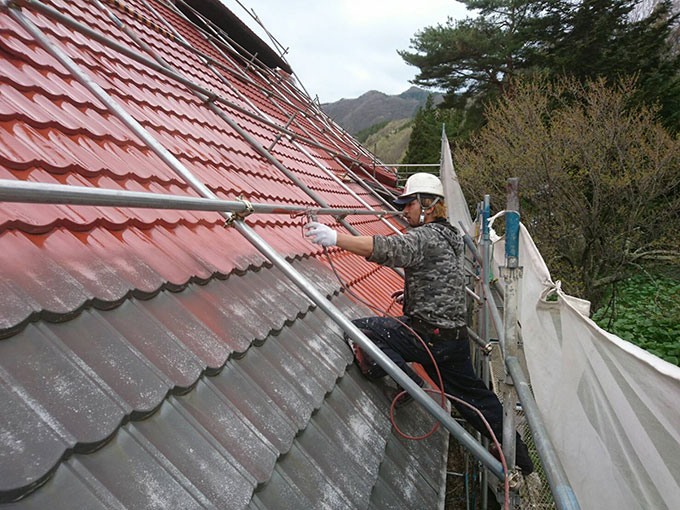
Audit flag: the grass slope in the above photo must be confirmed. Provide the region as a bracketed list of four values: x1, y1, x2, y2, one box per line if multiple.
[360, 118, 413, 165]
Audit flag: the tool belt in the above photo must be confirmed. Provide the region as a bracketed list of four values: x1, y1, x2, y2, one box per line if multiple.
[410, 316, 468, 341]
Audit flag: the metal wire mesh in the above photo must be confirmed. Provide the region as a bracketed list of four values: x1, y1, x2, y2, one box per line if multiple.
[487, 343, 556, 510]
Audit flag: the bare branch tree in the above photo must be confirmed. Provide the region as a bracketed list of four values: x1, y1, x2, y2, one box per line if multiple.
[456, 76, 680, 309]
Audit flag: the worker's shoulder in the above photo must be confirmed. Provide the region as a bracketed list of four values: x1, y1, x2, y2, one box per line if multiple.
[420, 221, 461, 240]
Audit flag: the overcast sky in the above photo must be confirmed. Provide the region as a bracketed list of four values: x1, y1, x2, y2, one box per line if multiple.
[222, 1, 469, 103]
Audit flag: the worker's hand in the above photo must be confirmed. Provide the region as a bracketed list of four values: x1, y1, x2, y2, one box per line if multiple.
[391, 289, 404, 304]
[304, 222, 337, 247]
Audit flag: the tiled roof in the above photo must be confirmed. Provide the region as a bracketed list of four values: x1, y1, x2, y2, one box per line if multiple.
[0, 0, 447, 507]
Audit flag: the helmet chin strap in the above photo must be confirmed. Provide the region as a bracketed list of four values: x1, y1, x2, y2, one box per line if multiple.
[418, 208, 426, 226]
[416, 194, 441, 226]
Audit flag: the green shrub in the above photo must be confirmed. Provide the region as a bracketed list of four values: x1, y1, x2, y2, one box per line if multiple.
[592, 273, 680, 366]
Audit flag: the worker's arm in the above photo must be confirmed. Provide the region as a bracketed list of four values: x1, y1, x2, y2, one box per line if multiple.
[336, 232, 373, 257]
[304, 222, 373, 257]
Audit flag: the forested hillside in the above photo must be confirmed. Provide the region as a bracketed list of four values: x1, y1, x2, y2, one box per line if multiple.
[358, 118, 413, 166]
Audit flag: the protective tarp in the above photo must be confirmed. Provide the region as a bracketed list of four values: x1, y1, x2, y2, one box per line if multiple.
[439, 128, 680, 508]
[490, 224, 680, 509]
[439, 127, 472, 233]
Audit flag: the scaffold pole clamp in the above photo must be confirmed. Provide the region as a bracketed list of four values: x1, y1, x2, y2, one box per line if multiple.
[224, 194, 254, 227]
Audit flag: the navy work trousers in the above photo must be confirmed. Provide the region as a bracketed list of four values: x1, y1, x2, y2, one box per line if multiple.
[352, 315, 504, 440]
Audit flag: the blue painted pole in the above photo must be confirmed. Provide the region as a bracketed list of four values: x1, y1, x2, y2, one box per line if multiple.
[505, 178, 520, 269]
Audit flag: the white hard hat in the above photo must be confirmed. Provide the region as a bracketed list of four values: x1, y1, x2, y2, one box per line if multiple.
[394, 173, 444, 205]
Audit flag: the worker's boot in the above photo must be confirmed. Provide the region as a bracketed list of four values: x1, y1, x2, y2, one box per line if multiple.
[489, 437, 534, 475]
[345, 332, 386, 380]
[515, 437, 534, 475]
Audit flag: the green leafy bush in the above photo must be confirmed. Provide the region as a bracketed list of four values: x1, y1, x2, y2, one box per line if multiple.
[592, 273, 680, 366]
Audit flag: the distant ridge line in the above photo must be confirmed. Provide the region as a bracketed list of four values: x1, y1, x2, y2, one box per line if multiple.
[321, 86, 442, 134]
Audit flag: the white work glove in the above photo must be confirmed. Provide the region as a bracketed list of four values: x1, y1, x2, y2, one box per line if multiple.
[304, 221, 337, 247]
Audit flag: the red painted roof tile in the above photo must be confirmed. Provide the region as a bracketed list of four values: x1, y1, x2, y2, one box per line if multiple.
[0, 86, 49, 125]
[0, 122, 37, 168]
[136, 291, 230, 370]
[39, 227, 134, 302]
[171, 284, 252, 354]
[0, 1, 450, 506]
[14, 124, 75, 169]
[0, 230, 91, 315]
[0, 31, 62, 72]
[75, 226, 166, 294]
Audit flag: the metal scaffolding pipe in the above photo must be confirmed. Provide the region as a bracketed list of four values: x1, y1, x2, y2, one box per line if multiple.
[352, 162, 399, 199]
[290, 105, 402, 195]
[160, 0, 400, 186]
[0, 179, 402, 218]
[228, 61, 403, 236]
[275, 104, 401, 218]
[6, 3, 210, 204]
[463, 232, 505, 348]
[235, 217, 505, 481]
[462, 232, 483, 263]
[89, 0, 363, 239]
[467, 327, 492, 355]
[274, 94, 401, 216]
[388, 163, 440, 167]
[14, 0, 384, 175]
[480, 195, 492, 510]
[319, 112, 399, 180]
[506, 357, 580, 510]
[6, 4, 505, 481]
[168, 0, 305, 112]
[501, 178, 521, 493]
[147, 0, 307, 117]
[163, 0, 314, 126]
[135, 4, 406, 272]
[483, 274, 506, 350]
[466, 286, 483, 304]
[172, 0, 293, 94]
[293, 141, 404, 236]
[335, 158, 406, 218]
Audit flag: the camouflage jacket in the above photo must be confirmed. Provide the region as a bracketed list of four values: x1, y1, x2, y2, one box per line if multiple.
[368, 219, 466, 329]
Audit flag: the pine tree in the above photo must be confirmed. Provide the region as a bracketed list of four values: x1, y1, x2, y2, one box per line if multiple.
[400, 0, 680, 131]
[402, 95, 439, 169]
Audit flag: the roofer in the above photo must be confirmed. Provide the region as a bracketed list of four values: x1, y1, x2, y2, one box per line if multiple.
[304, 172, 534, 474]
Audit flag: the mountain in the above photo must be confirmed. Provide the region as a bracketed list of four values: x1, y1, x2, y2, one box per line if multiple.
[321, 86, 441, 134]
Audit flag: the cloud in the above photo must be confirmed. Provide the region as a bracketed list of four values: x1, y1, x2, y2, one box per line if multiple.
[224, 0, 467, 102]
